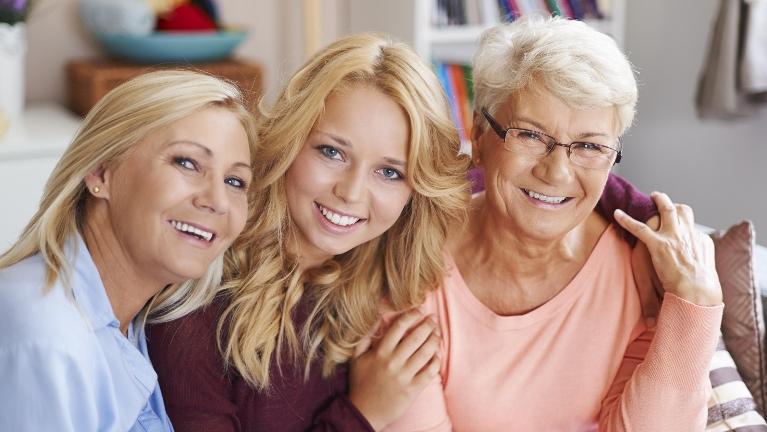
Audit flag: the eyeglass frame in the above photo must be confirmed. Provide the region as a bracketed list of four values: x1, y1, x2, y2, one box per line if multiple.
[480, 107, 623, 167]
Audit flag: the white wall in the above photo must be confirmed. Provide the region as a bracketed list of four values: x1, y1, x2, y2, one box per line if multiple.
[620, 0, 767, 233]
[24, 0, 298, 105]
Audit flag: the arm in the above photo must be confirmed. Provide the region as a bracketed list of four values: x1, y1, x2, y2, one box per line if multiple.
[309, 391, 377, 432]
[348, 310, 442, 431]
[601, 193, 724, 430]
[0, 343, 105, 432]
[147, 306, 240, 432]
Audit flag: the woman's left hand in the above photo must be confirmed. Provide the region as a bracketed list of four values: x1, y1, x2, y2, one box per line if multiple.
[614, 192, 723, 307]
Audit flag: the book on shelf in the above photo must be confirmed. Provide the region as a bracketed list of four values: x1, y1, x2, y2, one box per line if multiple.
[435, 62, 474, 146]
[431, 0, 611, 27]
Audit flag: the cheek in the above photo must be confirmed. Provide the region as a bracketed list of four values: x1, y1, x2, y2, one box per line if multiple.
[370, 185, 412, 228]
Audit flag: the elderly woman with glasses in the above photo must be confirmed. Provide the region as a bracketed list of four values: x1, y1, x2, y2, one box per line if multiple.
[385, 16, 724, 431]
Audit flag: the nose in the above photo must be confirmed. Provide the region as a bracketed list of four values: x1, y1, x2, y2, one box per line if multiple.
[194, 176, 229, 214]
[534, 144, 574, 184]
[333, 166, 366, 203]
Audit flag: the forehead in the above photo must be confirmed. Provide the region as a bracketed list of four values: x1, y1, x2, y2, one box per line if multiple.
[130, 107, 251, 160]
[504, 83, 617, 136]
[316, 85, 410, 157]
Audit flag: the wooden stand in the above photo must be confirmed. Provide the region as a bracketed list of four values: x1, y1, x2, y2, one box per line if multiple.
[66, 58, 264, 116]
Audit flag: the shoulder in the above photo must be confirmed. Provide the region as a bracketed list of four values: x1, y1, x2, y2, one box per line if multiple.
[147, 297, 227, 372]
[0, 255, 95, 351]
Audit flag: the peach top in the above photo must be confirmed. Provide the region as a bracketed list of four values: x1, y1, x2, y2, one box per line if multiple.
[386, 225, 723, 431]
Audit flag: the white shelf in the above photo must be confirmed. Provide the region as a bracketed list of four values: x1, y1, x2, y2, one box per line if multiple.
[0, 103, 81, 161]
[0, 104, 81, 250]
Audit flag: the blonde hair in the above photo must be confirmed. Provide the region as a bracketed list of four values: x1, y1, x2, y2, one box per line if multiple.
[473, 16, 638, 135]
[220, 33, 471, 389]
[0, 70, 257, 321]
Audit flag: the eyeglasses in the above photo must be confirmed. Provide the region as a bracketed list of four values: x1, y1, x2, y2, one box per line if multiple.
[481, 108, 622, 170]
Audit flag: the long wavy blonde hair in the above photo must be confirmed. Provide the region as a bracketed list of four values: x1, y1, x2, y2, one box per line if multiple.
[218, 33, 471, 389]
[0, 70, 257, 320]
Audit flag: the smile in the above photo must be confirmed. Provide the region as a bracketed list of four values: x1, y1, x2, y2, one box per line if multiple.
[315, 203, 365, 227]
[523, 188, 571, 205]
[170, 220, 216, 242]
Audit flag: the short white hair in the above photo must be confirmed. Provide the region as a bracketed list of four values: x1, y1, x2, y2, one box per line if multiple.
[473, 16, 638, 135]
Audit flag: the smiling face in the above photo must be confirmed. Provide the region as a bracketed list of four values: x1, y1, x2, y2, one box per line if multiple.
[474, 83, 617, 242]
[89, 107, 252, 284]
[284, 85, 413, 266]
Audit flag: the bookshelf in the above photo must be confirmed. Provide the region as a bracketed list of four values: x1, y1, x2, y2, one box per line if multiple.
[349, 0, 625, 64]
[348, 0, 626, 151]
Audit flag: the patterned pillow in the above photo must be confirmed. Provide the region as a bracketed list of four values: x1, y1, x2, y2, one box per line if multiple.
[707, 335, 767, 430]
[711, 221, 767, 414]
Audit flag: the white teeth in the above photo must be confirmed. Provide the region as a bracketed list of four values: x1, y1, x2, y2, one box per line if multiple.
[318, 204, 361, 227]
[526, 189, 566, 204]
[171, 220, 214, 241]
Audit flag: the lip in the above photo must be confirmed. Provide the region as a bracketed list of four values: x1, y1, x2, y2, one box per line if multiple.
[313, 202, 367, 234]
[168, 219, 218, 248]
[519, 188, 573, 209]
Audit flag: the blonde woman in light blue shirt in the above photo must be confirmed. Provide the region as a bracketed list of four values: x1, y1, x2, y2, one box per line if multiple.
[0, 70, 257, 431]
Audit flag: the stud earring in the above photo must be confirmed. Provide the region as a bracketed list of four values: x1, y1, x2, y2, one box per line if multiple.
[93, 186, 100, 194]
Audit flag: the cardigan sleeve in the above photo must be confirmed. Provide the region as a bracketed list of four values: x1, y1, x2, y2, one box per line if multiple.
[147, 305, 241, 432]
[598, 173, 658, 247]
[599, 293, 723, 431]
[309, 392, 377, 431]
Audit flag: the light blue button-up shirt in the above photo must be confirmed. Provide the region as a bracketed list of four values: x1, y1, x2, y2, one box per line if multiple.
[0, 236, 174, 431]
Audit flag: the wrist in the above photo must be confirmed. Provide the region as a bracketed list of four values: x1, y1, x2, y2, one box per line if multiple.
[668, 283, 723, 307]
[348, 394, 386, 432]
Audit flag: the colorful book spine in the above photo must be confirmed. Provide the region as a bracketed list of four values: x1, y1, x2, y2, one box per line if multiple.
[567, 0, 585, 19]
[449, 64, 472, 142]
[545, 0, 562, 16]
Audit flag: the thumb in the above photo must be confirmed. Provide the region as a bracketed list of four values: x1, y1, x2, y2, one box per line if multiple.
[614, 209, 658, 247]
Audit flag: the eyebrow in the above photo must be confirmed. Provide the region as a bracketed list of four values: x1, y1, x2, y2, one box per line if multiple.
[167, 140, 252, 171]
[315, 131, 407, 169]
[514, 116, 610, 140]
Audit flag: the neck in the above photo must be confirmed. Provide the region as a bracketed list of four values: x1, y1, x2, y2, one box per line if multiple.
[81, 214, 166, 336]
[449, 194, 605, 314]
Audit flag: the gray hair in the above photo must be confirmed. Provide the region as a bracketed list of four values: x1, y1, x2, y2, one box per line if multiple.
[472, 16, 638, 135]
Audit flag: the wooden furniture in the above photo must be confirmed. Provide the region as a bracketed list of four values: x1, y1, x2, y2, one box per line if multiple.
[66, 58, 264, 116]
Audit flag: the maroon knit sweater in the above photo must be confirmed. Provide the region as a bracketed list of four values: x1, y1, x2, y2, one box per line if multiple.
[147, 172, 656, 432]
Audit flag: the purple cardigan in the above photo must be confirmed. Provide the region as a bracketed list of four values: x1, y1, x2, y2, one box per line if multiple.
[147, 172, 656, 432]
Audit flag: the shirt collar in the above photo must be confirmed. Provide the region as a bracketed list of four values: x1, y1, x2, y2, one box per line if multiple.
[66, 234, 120, 331]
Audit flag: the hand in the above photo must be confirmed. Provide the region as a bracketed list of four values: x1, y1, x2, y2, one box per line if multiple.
[630, 215, 663, 325]
[614, 192, 722, 307]
[349, 310, 441, 431]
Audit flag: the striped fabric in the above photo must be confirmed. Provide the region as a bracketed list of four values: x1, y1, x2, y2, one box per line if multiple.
[707, 336, 767, 431]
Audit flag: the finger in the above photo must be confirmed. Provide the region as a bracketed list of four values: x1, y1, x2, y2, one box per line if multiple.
[651, 191, 678, 230]
[675, 203, 695, 227]
[377, 310, 424, 355]
[614, 209, 660, 247]
[402, 332, 440, 378]
[631, 242, 662, 323]
[390, 319, 437, 368]
[412, 352, 442, 388]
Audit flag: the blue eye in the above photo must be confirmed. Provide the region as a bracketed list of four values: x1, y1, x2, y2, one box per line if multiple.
[226, 177, 247, 189]
[174, 157, 198, 170]
[318, 145, 343, 161]
[377, 167, 404, 181]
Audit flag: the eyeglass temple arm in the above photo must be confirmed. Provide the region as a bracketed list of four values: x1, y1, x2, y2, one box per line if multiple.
[481, 108, 508, 139]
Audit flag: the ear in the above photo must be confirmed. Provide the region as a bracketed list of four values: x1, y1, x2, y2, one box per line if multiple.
[83, 164, 112, 199]
[470, 110, 484, 167]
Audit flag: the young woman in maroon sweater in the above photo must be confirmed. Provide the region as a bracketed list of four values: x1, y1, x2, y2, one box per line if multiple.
[146, 34, 657, 432]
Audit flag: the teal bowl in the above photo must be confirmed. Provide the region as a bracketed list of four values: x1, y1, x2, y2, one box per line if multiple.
[94, 30, 247, 64]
